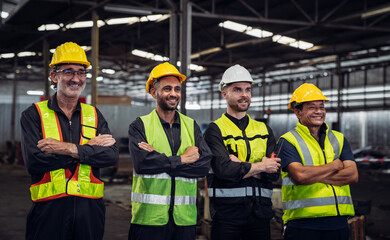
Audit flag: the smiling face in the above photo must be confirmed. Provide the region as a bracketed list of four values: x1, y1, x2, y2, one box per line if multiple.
[150, 76, 181, 112]
[51, 64, 86, 99]
[222, 82, 252, 114]
[294, 100, 326, 128]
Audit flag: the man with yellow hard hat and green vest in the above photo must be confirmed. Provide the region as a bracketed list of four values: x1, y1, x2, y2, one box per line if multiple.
[127, 62, 212, 240]
[278, 83, 358, 240]
[204, 64, 281, 240]
[20, 42, 118, 240]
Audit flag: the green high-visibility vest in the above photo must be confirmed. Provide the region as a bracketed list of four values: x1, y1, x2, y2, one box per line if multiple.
[29, 100, 104, 202]
[280, 121, 355, 224]
[131, 109, 197, 226]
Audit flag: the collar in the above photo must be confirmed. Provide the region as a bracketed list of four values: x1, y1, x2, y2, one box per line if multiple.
[47, 92, 82, 113]
[224, 112, 249, 129]
[296, 120, 329, 137]
[157, 110, 180, 126]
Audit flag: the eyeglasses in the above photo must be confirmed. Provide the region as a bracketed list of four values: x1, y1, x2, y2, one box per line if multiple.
[56, 69, 88, 79]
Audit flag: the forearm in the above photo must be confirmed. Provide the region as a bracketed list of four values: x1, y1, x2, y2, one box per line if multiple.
[321, 161, 358, 186]
[175, 151, 211, 178]
[288, 161, 342, 185]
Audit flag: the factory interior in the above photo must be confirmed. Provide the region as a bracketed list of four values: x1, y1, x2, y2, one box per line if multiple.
[1, 0, 390, 239]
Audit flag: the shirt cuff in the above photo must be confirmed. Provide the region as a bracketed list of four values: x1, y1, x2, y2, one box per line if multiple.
[170, 155, 182, 170]
[76, 145, 87, 163]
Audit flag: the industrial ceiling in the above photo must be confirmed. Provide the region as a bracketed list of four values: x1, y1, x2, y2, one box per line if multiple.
[1, 0, 390, 107]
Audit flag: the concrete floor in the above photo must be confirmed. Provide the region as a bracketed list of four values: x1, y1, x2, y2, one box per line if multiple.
[0, 165, 130, 240]
[1, 164, 390, 240]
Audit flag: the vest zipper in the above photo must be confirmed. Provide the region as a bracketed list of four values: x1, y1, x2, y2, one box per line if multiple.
[69, 120, 72, 142]
[319, 140, 340, 216]
[242, 130, 251, 162]
[169, 124, 175, 215]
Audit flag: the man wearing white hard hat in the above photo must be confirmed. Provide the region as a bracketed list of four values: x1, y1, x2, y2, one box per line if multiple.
[204, 64, 281, 240]
[278, 83, 358, 240]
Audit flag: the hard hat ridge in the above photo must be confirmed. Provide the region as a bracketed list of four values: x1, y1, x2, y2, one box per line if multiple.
[49, 42, 90, 68]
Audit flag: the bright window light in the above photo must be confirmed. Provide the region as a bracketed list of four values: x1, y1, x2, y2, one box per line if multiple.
[97, 76, 104, 81]
[132, 49, 169, 62]
[38, 14, 169, 31]
[186, 101, 201, 110]
[102, 69, 116, 74]
[66, 20, 105, 29]
[219, 21, 272, 39]
[272, 35, 314, 50]
[106, 17, 139, 25]
[80, 46, 92, 52]
[140, 14, 165, 22]
[0, 53, 15, 58]
[132, 50, 206, 72]
[17, 52, 36, 57]
[220, 20, 314, 50]
[38, 24, 61, 31]
[273, 35, 295, 44]
[27, 90, 44, 96]
[1, 11, 9, 19]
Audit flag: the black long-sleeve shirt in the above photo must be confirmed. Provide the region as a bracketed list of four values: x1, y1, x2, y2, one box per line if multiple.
[21, 93, 119, 184]
[128, 111, 212, 178]
[204, 113, 278, 183]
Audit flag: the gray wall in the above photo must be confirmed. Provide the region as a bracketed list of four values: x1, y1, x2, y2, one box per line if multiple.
[3, 100, 389, 156]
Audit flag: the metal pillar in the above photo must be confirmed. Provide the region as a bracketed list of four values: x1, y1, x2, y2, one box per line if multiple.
[179, 0, 191, 115]
[43, 39, 50, 99]
[210, 78, 214, 121]
[262, 76, 266, 117]
[336, 56, 342, 131]
[170, 12, 179, 66]
[11, 55, 18, 144]
[91, 10, 99, 106]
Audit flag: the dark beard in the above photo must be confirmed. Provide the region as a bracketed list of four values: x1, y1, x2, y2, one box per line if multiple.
[157, 96, 178, 111]
[229, 99, 250, 112]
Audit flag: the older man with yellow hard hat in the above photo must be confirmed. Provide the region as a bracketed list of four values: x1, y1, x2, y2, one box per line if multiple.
[127, 62, 212, 240]
[278, 83, 358, 240]
[21, 42, 118, 240]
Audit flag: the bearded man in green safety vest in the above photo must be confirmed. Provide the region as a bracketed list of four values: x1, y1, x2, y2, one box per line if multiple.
[278, 83, 358, 240]
[127, 62, 212, 240]
[20, 42, 118, 240]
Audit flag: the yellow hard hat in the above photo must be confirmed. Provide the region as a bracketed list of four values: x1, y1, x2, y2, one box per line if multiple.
[146, 62, 186, 93]
[288, 83, 329, 110]
[49, 42, 90, 68]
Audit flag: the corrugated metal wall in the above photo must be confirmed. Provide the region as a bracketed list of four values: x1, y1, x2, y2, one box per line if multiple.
[3, 102, 388, 155]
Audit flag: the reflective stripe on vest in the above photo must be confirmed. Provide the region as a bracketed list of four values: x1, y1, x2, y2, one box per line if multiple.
[131, 109, 197, 226]
[30, 101, 103, 202]
[207, 187, 272, 198]
[280, 121, 354, 224]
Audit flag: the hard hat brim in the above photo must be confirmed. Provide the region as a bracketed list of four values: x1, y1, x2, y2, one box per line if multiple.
[49, 60, 90, 68]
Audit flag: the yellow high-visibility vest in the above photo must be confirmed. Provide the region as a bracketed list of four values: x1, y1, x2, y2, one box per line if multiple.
[280, 121, 355, 224]
[29, 100, 104, 202]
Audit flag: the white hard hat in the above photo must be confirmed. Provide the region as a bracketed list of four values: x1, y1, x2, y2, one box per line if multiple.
[219, 64, 255, 91]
